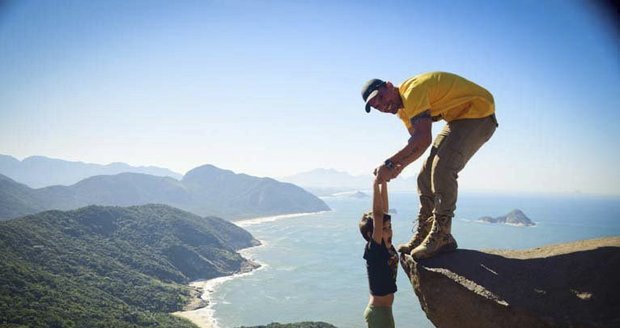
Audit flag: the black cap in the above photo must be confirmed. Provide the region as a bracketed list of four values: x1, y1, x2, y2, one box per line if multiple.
[361, 79, 386, 113]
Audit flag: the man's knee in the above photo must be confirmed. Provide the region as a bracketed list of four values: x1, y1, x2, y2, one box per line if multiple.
[432, 152, 461, 181]
[417, 171, 432, 193]
[431, 155, 459, 214]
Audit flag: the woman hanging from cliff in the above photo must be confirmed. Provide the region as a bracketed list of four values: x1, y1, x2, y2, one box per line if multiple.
[359, 179, 398, 327]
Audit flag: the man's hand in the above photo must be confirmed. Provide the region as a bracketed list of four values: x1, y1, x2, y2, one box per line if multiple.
[373, 163, 403, 183]
[391, 163, 404, 179]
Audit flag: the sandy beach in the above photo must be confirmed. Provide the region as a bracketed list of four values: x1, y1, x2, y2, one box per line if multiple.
[171, 247, 265, 328]
[173, 308, 215, 328]
[171, 212, 321, 328]
[172, 280, 218, 328]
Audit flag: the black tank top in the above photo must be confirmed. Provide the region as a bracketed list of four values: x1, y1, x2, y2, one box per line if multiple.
[363, 239, 398, 296]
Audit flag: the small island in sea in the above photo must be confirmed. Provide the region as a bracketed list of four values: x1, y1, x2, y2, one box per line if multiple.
[331, 190, 369, 198]
[477, 209, 536, 226]
[350, 191, 369, 198]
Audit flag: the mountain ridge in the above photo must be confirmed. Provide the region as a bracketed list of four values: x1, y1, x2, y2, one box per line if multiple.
[0, 154, 183, 188]
[0, 164, 330, 220]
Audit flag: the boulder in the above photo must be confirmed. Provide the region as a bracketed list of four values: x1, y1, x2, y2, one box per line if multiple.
[400, 237, 620, 328]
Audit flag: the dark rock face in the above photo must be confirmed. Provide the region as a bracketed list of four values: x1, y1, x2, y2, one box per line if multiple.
[400, 237, 620, 328]
[478, 209, 535, 226]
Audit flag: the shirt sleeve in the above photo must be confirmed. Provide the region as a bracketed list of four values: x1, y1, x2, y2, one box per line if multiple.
[396, 79, 431, 130]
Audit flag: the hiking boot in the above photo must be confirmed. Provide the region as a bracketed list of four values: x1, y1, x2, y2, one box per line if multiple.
[397, 216, 433, 254]
[410, 215, 458, 259]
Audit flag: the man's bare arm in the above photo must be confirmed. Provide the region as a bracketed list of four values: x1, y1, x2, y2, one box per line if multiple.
[375, 111, 433, 183]
[389, 111, 433, 167]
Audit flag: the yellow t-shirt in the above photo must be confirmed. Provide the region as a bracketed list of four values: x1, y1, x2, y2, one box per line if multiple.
[396, 72, 495, 129]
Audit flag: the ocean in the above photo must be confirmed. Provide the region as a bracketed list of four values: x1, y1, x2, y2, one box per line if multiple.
[200, 191, 620, 328]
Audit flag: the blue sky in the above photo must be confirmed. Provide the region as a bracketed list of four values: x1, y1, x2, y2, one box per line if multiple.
[1, 0, 618, 195]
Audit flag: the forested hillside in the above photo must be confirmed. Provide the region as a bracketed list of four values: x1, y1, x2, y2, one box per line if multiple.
[0, 204, 259, 327]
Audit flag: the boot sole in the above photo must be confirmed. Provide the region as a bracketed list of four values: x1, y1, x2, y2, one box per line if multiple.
[398, 242, 423, 254]
[410, 241, 458, 260]
[439, 242, 458, 253]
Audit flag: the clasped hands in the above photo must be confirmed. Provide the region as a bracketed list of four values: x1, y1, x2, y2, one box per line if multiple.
[373, 162, 403, 184]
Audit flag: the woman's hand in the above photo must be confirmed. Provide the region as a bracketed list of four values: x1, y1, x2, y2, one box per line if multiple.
[374, 164, 391, 183]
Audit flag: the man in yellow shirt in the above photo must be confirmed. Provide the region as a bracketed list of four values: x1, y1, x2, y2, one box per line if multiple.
[361, 72, 498, 260]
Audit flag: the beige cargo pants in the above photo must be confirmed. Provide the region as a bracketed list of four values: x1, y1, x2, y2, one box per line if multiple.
[417, 114, 498, 219]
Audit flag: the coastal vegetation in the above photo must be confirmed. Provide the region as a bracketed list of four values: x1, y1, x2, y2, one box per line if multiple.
[0, 204, 258, 327]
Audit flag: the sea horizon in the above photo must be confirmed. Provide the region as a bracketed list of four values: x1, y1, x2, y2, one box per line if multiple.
[177, 191, 619, 328]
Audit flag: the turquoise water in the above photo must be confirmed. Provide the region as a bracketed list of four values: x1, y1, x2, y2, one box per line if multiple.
[210, 192, 620, 328]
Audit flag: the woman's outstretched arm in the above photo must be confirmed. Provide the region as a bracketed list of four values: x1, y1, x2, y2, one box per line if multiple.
[371, 180, 387, 244]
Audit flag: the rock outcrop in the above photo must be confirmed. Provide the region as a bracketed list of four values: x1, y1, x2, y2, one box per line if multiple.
[400, 237, 620, 328]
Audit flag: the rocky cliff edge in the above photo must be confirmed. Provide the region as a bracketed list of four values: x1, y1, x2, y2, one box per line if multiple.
[400, 237, 620, 328]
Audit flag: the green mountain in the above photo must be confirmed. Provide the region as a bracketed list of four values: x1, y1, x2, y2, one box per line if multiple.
[0, 164, 330, 220]
[0, 204, 259, 327]
[0, 174, 48, 219]
[181, 165, 330, 219]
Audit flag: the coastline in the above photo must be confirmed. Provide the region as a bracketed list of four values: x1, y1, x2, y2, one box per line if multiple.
[234, 210, 330, 228]
[171, 280, 214, 328]
[172, 210, 325, 328]
[172, 245, 265, 328]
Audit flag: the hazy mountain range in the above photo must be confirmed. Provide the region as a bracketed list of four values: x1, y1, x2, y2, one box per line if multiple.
[0, 204, 258, 327]
[0, 164, 329, 220]
[0, 154, 182, 188]
[0, 155, 420, 198]
[282, 168, 417, 195]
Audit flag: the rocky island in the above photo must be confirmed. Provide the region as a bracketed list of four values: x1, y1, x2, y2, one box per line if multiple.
[331, 190, 368, 198]
[478, 209, 535, 226]
[349, 191, 369, 198]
